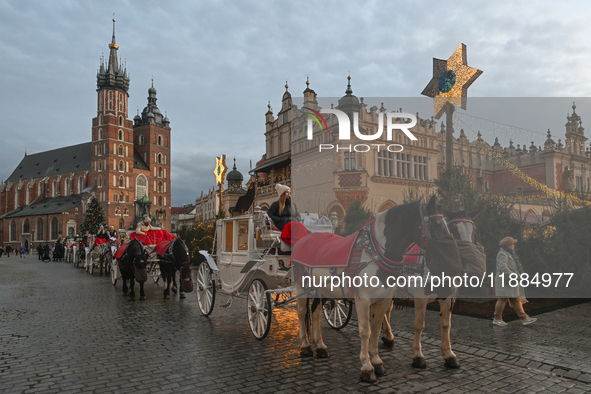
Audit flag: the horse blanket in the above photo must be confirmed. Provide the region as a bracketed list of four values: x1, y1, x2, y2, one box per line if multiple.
[113, 243, 129, 259]
[94, 237, 108, 247]
[291, 231, 358, 268]
[280, 221, 309, 246]
[130, 230, 174, 245]
[153, 239, 174, 258]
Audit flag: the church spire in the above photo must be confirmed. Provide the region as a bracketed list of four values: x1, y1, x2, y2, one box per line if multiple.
[107, 16, 119, 73]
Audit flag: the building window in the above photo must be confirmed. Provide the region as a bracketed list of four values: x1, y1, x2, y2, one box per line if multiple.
[157, 135, 163, 146]
[68, 227, 75, 238]
[98, 160, 103, 171]
[64, 179, 69, 196]
[377, 150, 394, 177]
[109, 91, 113, 110]
[413, 156, 428, 181]
[119, 116, 123, 126]
[38, 182, 43, 197]
[98, 175, 102, 188]
[26, 186, 30, 205]
[126, 193, 129, 202]
[396, 153, 411, 179]
[52, 181, 57, 197]
[136, 175, 148, 200]
[119, 130, 124, 140]
[51, 217, 58, 240]
[78, 177, 83, 193]
[119, 176, 124, 188]
[118, 144, 123, 156]
[158, 182, 163, 193]
[37, 218, 44, 240]
[113, 192, 117, 201]
[344, 152, 356, 171]
[158, 167, 163, 178]
[157, 153, 162, 164]
[124, 208, 129, 216]
[10, 219, 17, 241]
[23, 218, 30, 233]
[119, 219, 125, 230]
[139, 134, 144, 145]
[158, 196, 162, 206]
[98, 129, 103, 140]
[119, 160, 124, 172]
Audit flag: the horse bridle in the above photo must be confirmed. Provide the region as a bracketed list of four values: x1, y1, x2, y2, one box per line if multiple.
[418, 203, 445, 248]
[446, 218, 478, 244]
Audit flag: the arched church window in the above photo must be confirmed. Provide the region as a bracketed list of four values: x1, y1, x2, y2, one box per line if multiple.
[157, 135, 163, 146]
[10, 219, 17, 241]
[119, 129, 123, 140]
[158, 196, 162, 206]
[23, 218, 30, 234]
[139, 134, 144, 145]
[51, 217, 58, 240]
[98, 129, 103, 140]
[98, 176, 102, 188]
[158, 182, 163, 193]
[78, 177, 83, 194]
[52, 181, 57, 197]
[158, 167, 162, 178]
[157, 153, 162, 164]
[119, 144, 123, 156]
[119, 176, 124, 188]
[37, 218, 44, 240]
[119, 160, 124, 172]
[136, 175, 148, 200]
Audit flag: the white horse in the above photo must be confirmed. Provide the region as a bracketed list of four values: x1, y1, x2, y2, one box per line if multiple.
[380, 208, 482, 369]
[293, 196, 461, 383]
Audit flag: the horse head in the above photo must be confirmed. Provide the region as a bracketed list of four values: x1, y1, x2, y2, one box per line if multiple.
[382, 195, 449, 262]
[171, 237, 190, 266]
[128, 238, 150, 270]
[443, 207, 480, 244]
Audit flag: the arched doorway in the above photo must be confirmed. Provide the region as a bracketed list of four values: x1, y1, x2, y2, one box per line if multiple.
[24, 239, 29, 250]
[377, 200, 396, 213]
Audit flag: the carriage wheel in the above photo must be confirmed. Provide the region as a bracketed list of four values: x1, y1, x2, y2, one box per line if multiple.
[323, 299, 353, 330]
[247, 279, 272, 340]
[196, 262, 215, 316]
[152, 265, 160, 283]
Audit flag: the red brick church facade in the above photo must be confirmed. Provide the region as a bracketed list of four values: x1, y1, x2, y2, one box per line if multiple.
[0, 21, 172, 250]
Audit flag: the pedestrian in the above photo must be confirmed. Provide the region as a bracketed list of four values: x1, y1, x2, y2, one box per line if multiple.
[0, 246, 4, 258]
[20, 246, 26, 258]
[493, 236, 537, 326]
[6, 244, 12, 257]
[37, 244, 43, 260]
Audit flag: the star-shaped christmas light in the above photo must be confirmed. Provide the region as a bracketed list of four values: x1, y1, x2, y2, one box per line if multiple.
[421, 43, 482, 119]
[214, 155, 227, 185]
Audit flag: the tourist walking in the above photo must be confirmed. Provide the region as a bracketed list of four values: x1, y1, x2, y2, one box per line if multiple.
[493, 236, 537, 326]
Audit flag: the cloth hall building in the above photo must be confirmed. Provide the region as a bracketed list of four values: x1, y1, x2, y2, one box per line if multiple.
[0, 22, 172, 251]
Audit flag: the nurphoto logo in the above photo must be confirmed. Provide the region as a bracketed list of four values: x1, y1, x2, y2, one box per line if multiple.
[303, 106, 418, 153]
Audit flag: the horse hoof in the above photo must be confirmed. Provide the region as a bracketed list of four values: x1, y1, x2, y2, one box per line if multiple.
[316, 348, 330, 358]
[140, 295, 146, 301]
[180, 293, 186, 299]
[122, 292, 128, 296]
[412, 357, 427, 369]
[359, 370, 377, 383]
[444, 357, 460, 369]
[300, 346, 314, 358]
[164, 294, 170, 299]
[382, 337, 394, 349]
[373, 364, 386, 377]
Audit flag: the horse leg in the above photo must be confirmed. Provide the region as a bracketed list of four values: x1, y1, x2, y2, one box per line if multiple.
[139, 281, 146, 301]
[381, 300, 395, 349]
[297, 297, 313, 357]
[439, 298, 459, 368]
[311, 299, 329, 358]
[355, 298, 376, 383]
[129, 276, 136, 299]
[411, 297, 429, 369]
[172, 272, 178, 294]
[369, 298, 390, 377]
[122, 277, 128, 295]
[163, 269, 170, 299]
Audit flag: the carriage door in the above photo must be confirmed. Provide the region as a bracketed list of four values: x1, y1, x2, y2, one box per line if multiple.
[218, 220, 235, 291]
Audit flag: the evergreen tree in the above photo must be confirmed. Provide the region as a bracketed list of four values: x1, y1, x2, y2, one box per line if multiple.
[342, 200, 372, 236]
[81, 197, 107, 234]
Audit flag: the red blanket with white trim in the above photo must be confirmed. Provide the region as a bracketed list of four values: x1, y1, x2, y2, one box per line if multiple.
[154, 240, 174, 257]
[113, 243, 129, 260]
[130, 230, 174, 245]
[291, 232, 358, 268]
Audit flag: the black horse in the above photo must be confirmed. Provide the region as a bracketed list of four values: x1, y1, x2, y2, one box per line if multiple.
[118, 239, 151, 300]
[158, 238, 191, 300]
[52, 242, 65, 261]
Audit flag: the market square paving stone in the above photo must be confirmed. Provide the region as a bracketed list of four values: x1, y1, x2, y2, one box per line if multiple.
[1, 254, 590, 393]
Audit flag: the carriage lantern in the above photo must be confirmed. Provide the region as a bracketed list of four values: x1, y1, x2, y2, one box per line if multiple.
[253, 206, 264, 228]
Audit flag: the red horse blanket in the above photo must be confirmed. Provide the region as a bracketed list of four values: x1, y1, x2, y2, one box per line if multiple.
[280, 222, 309, 246]
[291, 232, 358, 268]
[130, 230, 174, 245]
[153, 239, 174, 257]
[113, 243, 129, 259]
[93, 237, 108, 247]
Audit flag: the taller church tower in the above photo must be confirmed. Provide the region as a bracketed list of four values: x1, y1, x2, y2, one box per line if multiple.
[90, 18, 135, 228]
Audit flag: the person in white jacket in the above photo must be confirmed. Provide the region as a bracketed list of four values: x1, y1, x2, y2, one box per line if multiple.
[493, 236, 537, 326]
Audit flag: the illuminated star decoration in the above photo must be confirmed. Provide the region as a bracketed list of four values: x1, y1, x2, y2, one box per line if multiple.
[214, 155, 227, 186]
[421, 43, 482, 119]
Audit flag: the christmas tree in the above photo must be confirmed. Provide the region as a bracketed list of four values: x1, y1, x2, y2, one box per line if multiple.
[81, 197, 107, 234]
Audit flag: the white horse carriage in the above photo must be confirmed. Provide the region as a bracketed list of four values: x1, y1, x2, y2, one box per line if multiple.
[197, 208, 352, 340]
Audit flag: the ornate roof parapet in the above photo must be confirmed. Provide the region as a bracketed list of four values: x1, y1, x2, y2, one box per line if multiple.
[544, 129, 555, 151]
[565, 101, 585, 136]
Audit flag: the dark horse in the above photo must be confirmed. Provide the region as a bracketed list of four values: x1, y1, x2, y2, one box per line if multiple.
[158, 238, 191, 299]
[118, 239, 151, 300]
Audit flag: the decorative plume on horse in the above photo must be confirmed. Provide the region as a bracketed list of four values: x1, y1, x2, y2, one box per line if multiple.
[291, 196, 462, 383]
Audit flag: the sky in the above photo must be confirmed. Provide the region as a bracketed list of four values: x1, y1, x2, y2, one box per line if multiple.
[2, 0, 591, 206]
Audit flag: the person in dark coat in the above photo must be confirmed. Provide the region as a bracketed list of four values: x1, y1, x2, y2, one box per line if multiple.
[37, 244, 43, 260]
[42, 244, 51, 262]
[0, 246, 4, 258]
[267, 184, 301, 231]
[5, 245, 12, 257]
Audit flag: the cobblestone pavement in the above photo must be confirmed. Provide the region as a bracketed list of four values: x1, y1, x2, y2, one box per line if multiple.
[1, 254, 590, 393]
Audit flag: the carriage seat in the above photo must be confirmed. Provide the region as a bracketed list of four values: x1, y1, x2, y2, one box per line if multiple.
[261, 214, 291, 253]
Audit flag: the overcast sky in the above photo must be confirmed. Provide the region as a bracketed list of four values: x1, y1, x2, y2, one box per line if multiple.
[2, 0, 591, 206]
